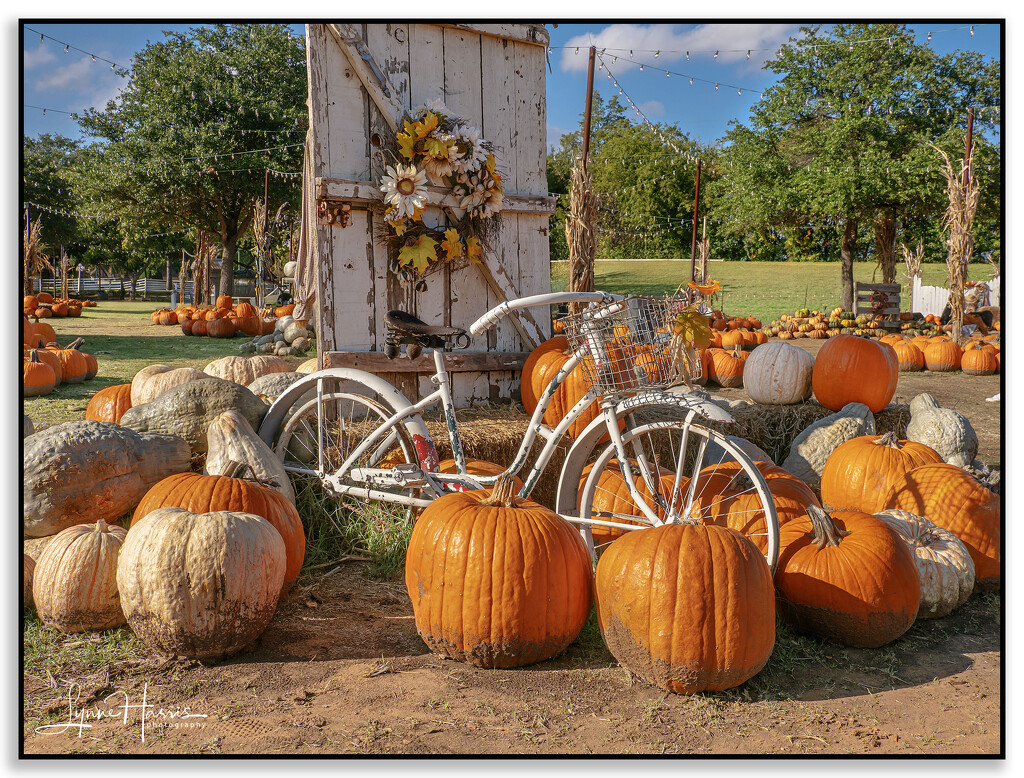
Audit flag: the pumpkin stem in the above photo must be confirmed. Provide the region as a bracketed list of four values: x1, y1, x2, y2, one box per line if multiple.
[479, 473, 519, 508]
[96, 518, 108, 532]
[67, 337, 85, 351]
[222, 459, 280, 489]
[805, 505, 850, 549]
[28, 349, 42, 364]
[873, 431, 902, 449]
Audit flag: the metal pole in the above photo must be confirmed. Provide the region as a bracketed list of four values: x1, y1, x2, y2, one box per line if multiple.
[962, 106, 975, 190]
[689, 159, 702, 283]
[581, 46, 596, 168]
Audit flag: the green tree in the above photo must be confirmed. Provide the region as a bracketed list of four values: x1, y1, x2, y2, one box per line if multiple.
[712, 23, 1000, 308]
[75, 23, 307, 297]
[23, 134, 82, 258]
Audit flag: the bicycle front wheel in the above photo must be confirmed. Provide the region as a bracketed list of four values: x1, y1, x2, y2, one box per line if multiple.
[574, 420, 780, 572]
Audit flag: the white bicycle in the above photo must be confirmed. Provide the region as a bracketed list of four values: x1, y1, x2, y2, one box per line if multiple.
[258, 291, 780, 570]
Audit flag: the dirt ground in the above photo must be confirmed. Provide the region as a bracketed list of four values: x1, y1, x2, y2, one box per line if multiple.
[22, 562, 1001, 756]
[22, 338, 1002, 757]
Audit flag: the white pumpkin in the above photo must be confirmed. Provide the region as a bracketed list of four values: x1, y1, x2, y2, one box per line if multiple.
[905, 393, 979, 468]
[743, 342, 814, 405]
[33, 520, 129, 632]
[874, 509, 975, 619]
[203, 355, 292, 386]
[130, 364, 172, 406]
[117, 507, 285, 659]
[295, 358, 319, 374]
[133, 366, 209, 406]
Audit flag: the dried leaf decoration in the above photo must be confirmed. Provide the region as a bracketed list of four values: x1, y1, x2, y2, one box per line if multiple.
[441, 228, 463, 261]
[672, 308, 712, 349]
[465, 236, 483, 263]
[423, 136, 454, 160]
[687, 278, 721, 296]
[399, 234, 438, 274]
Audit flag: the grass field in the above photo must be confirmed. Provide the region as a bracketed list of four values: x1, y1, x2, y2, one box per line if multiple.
[24, 302, 311, 425]
[551, 260, 994, 324]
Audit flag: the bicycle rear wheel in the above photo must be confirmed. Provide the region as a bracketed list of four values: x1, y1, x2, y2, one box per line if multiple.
[574, 419, 780, 572]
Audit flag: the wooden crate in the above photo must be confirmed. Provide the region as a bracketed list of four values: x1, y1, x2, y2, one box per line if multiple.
[854, 282, 902, 329]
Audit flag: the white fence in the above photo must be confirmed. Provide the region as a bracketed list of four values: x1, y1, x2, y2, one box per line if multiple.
[911, 275, 1000, 317]
[34, 277, 261, 299]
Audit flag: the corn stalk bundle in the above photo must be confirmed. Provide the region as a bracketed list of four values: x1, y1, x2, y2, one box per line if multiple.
[23, 218, 53, 296]
[931, 142, 980, 346]
[900, 239, 924, 284]
[59, 248, 70, 300]
[698, 219, 711, 284]
[874, 214, 897, 283]
[253, 199, 269, 301]
[565, 156, 597, 315]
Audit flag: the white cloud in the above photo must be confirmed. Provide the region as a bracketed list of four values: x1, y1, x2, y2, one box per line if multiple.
[23, 42, 56, 70]
[560, 23, 802, 73]
[31, 54, 126, 112]
[547, 123, 570, 149]
[638, 100, 664, 117]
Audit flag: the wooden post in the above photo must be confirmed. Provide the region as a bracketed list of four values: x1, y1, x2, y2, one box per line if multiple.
[689, 159, 702, 283]
[581, 46, 596, 168]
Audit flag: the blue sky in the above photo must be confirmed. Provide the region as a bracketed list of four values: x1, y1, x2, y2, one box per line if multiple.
[19, 20, 1002, 177]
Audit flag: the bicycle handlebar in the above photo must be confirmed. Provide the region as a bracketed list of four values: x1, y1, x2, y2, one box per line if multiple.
[469, 291, 624, 336]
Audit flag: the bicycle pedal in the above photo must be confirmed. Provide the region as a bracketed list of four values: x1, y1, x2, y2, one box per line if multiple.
[349, 464, 428, 487]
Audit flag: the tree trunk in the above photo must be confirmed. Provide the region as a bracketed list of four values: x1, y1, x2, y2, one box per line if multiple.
[841, 217, 858, 312]
[874, 214, 897, 284]
[127, 273, 140, 301]
[219, 238, 236, 299]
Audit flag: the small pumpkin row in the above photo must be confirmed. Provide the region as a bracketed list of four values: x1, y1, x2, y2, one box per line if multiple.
[23, 339, 99, 397]
[878, 333, 1000, 375]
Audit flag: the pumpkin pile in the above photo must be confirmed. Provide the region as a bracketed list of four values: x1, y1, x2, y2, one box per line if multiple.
[153, 296, 277, 340]
[764, 308, 949, 342]
[24, 292, 95, 320]
[22, 322, 99, 397]
[707, 311, 767, 350]
[237, 313, 315, 358]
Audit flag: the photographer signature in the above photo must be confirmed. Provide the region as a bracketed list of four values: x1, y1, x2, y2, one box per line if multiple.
[35, 682, 208, 743]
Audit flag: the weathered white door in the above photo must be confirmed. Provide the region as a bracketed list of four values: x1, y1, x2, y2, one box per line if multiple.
[304, 23, 554, 406]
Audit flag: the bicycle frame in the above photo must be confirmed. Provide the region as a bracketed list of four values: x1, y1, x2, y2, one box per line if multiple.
[260, 289, 736, 531]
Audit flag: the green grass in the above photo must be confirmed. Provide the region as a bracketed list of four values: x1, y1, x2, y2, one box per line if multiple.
[294, 475, 414, 579]
[551, 260, 995, 324]
[25, 301, 310, 426]
[23, 612, 147, 677]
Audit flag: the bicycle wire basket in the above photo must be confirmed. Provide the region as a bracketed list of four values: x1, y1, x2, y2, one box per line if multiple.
[560, 295, 707, 398]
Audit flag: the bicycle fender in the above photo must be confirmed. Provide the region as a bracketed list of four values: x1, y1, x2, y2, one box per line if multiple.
[256, 368, 440, 472]
[553, 391, 734, 516]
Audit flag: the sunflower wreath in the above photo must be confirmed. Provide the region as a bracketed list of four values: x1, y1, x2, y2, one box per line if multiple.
[375, 100, 504, 282]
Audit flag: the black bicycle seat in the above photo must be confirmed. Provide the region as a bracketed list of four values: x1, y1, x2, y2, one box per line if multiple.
[385, 310, 467, 339]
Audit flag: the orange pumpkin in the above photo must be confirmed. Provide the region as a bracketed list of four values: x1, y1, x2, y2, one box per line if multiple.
[775, 506, 920, 647]
[708, 347, 746, 388]
[577, 460, 681, 546]
[85, 383, 133, 423]
[24, 350, 58, 397]
[882, 463, 1000, 591]
[893, 340, 924, 372]
[961, 347, 998, 376]
[923, 340, 962, 372]
[820, 433, 943, 514]
[216, 294, 234, 310]
[811, 334, 898, 413]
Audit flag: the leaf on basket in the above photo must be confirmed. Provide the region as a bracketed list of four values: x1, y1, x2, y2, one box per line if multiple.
[672, 309, 712, 349]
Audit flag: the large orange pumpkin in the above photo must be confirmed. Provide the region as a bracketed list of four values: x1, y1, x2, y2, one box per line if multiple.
[577, 460, 681, 546]
[405, 475, 592, 668]
[690, 460, 820, 554]
[45, 341, 89, 384]
[774, 506, 921, 647]
[216, 294, 234, 310]
[707, 346, 746, 388]
[811, 334, 898, 412]
[131, 464, 305, 593]
[520, 336, 613, 439]
[820, 432, 943, 514]
[595, 522, 775, 693]
[882, 463, 1000, 591]
[84, 384, 133, 423]
[24, 350, 58, 397]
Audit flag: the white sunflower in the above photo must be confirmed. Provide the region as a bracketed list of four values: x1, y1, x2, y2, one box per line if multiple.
[450, 124, 488, 175]
[411, 98, 448, 121]
[380, 163, 428, 220]
[476, 182, 504, 218]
